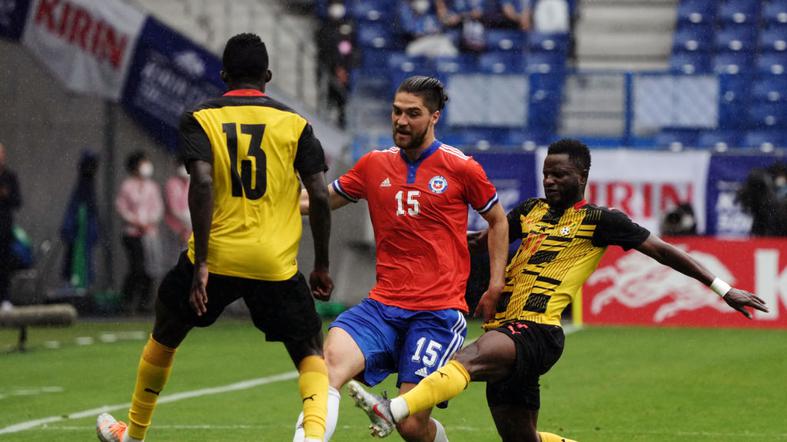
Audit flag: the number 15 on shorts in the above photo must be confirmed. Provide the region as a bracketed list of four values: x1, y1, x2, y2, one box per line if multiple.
[411, 337, 443, 367]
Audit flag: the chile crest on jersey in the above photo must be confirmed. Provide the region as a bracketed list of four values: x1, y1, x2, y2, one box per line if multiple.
[428, 175, 448, 194]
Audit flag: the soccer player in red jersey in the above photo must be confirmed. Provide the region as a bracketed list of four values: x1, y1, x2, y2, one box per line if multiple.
[295, 76, 509, 442]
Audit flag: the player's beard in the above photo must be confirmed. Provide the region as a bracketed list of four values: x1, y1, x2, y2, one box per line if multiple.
[393, 121, 430, 151]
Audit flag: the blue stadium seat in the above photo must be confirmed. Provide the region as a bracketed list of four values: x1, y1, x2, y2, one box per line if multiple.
[479, 52, 525, 74]
[748, 102, 787, 127]
[718, 74, 751, 129]
[742, 130, 787, 149]
[670, 52, 712, 74]
[718, 0, 761, 25]
[485, 29, 527, 52]
[530, 73, 564, 103]
[696, 130, 743, 150]
[752, 75, 787, 102]
[763, 0, 787, 25]
[349, 0, 394, 22]
[524, 52, 566, 74]
[357, 23, 396, 49]
[655, 128, 700, 150]
[528, 99, 560, 132]
[494, 129, 551, 149]
[528, 32, 570, 53]
[756, 52, 787, 74]
[440, 127, 501, 149]
[759, 25, 787, 52]
[434, 55, 477, 76]
[673, 24, 714, 52]
[714, 25, 758, 52]
[714, 52, 754, 74]
[676, 0, 717, 25]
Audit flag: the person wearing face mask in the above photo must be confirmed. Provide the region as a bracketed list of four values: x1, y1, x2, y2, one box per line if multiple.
[737, 162, 787, 237]
[315, 0, 357, 128]
[115, 150, 164, 315]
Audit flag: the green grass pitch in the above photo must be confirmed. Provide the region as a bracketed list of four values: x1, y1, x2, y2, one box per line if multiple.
[1, 318, 786, 441]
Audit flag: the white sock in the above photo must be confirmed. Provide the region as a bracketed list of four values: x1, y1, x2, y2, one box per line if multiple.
[293, 386, 341, 442]
[122, 433, 143, 442]
[324, 386, 341, 441]
[431, 418, 448, 442]
[390, 397, 410, 423]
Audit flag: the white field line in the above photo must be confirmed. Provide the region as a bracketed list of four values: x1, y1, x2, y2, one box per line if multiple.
[0, 372, 298, 435]
[0, 324, 582, 435]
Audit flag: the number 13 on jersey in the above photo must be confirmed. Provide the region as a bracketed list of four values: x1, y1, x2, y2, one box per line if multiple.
[222, 122, 267, 200]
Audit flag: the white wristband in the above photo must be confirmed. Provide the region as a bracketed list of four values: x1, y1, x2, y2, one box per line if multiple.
[710, 278, 731, 298]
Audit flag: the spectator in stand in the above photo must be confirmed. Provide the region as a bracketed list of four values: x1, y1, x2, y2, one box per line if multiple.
[0, 142, 20, 312]
[164, 159, 191, 264]
[315, 0, 357, 128]
[435, 0, 487, 51]
[115, 151, 164, 315]
[435, 0, 485, 28]
[484, 0, 532, 30]
[533, 0, 569, 33]
[399, 0, 459, 57]
[737, 163, 787, 237]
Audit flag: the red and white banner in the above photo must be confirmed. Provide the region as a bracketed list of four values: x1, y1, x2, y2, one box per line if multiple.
[21, 0, 146, 100]
[583, 237, 787, 328]
[536, 149, 711, 234]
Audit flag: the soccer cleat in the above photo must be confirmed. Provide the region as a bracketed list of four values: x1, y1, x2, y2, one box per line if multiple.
[346, 380, 396, 438]
[96, 413, 132, 442]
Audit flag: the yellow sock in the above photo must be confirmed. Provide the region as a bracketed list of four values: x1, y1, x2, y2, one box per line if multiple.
[539, 431, 577, 442]
[298, 355, 329, 441]
[401, 360, 470, 416]
[127, 336, 175, 440]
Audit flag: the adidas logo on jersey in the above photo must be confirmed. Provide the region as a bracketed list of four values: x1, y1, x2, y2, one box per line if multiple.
[415, 367, 429, 377]
[380, 178, 391, 187]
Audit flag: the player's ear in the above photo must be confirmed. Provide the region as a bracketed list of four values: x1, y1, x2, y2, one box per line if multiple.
[220, 69, 229, 84]
[265, 69, 272, 83]
[431, 109, 441, 125]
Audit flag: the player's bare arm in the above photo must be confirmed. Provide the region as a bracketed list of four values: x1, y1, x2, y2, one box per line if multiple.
[635, 234, 768, 319]
[299, 184, 353, 214]
[186, 159, 213, 317]
[474, 203, 508, 321]
[301, 171, 335, 301]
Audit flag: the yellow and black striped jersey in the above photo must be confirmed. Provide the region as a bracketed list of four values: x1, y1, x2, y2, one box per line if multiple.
[179, 89, 326, 281]
[484, 198, 650, 329]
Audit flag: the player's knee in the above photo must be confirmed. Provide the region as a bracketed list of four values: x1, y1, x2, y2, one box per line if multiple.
[396, 415, 430, 441]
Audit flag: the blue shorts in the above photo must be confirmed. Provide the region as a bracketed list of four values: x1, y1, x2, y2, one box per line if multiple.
[330, 298, 467, 387]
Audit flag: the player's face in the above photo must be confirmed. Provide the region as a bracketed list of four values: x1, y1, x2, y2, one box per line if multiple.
[391, 92, 438, 151]
[543, 153, 586, 208]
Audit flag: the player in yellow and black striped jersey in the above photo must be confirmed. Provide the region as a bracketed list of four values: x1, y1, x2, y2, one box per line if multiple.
[483, 196, 651, 330]
[347, 139, 768, 442]
[97, 34, 334, 442]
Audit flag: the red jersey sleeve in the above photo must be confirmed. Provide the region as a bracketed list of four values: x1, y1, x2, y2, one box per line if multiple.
[464, 158, 499, 214]
[332, 151, 370, 202]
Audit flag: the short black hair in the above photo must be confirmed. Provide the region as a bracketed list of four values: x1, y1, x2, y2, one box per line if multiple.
[125, 150, 147, 173]
[222, 33, 269, 82]
[547, 139, 591, 178]
[396, 76, 448, 113]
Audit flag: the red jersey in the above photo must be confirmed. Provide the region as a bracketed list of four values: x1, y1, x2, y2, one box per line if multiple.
[333, 140, 498, 312]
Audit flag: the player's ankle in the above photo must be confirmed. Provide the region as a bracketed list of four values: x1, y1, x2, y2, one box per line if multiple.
[390, 397, 409, 422]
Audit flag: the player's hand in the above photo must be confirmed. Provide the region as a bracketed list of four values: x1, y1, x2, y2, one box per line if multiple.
[189, 262, 209, 316]
[309, 268, 334, 301]
[723, 288, 768, 319]
[473, 283, 504, 322]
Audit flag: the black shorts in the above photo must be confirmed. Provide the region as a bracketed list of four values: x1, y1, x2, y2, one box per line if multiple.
[157, 253, 322, 342]
[485, 321, 565, 410]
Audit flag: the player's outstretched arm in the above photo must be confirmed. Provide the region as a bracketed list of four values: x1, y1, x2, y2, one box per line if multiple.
[635, 234, 768, 319]
[301, 171, 334, 301]
[187, 159, 214, 316]
[474, 203, 508, 321]
[299, 184, 353, 215]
